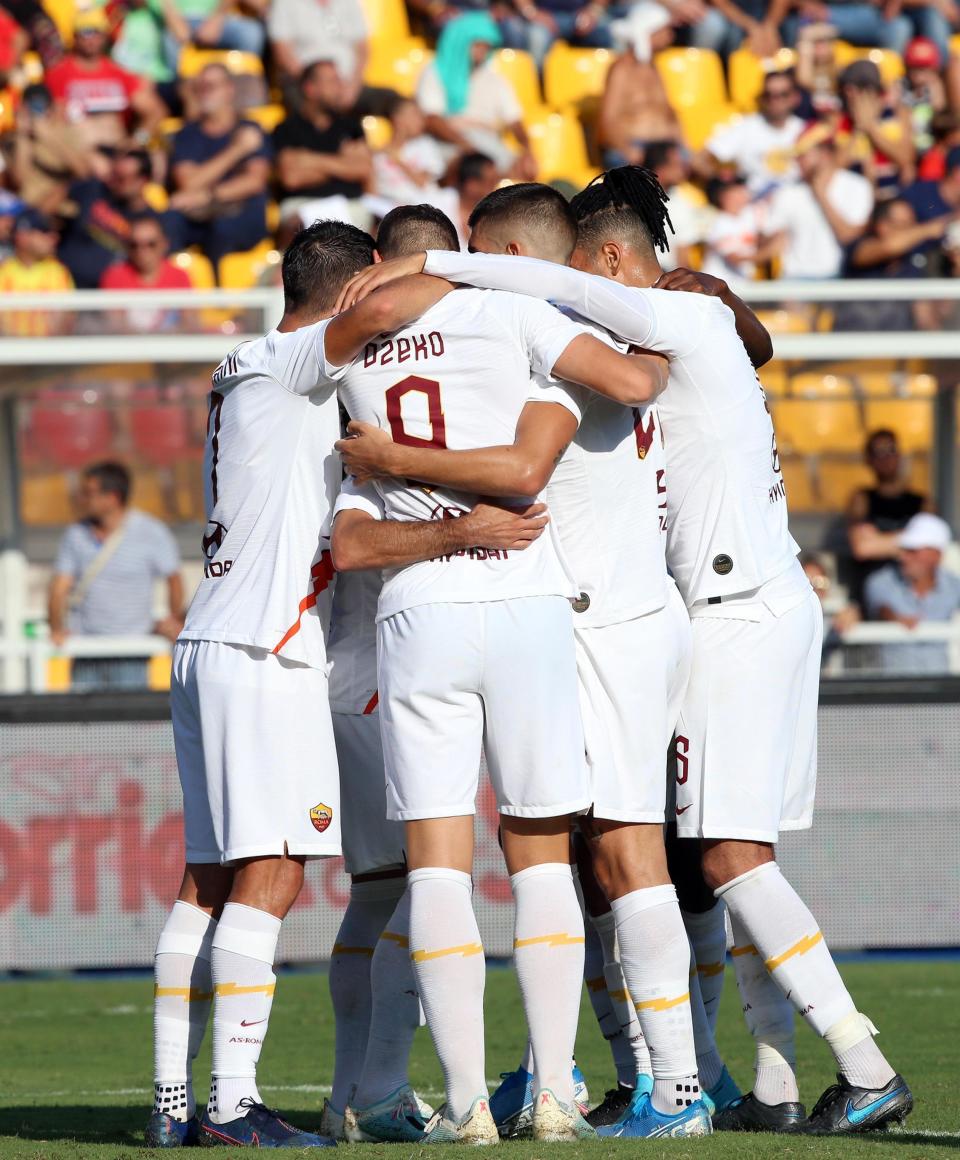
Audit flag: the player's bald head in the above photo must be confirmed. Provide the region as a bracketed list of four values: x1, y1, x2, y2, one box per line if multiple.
[282, 219, 376, 318]
[376, 204, 459, 259]
[468, 183, 577, 263]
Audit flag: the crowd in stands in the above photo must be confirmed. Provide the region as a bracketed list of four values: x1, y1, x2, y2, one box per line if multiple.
[1, 0, 960, 294]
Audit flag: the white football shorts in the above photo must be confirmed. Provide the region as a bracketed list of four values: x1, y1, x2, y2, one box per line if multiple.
[578, 582, 692, 823]
[333, 709, 406, 876]
[674, 572, 822, 843]
[377, 596, 590, 821]
[171, 639, 341, 863]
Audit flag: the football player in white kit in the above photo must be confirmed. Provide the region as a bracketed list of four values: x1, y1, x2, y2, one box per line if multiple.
[341, 166, 913, 1137]
[147, 221, 469, 1150]
[327, 205, 671, 1144]
[336, 187, 713, 1140]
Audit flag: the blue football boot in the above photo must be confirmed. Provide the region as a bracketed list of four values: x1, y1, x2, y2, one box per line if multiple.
[597, 1089, 713, 1139]
[199, 1099, 336, 1147]
[705, 1066, 742, 1114]
[145, 1112, 201, 1147]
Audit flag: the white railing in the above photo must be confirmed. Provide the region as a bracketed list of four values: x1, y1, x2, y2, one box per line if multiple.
[824, 618, 960, 675]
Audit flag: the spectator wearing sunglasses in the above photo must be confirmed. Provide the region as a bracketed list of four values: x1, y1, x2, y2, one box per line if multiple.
[99, 211, 191, 331]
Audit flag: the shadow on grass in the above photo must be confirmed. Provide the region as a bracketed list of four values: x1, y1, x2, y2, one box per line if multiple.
[0, 1106, 145, 1145]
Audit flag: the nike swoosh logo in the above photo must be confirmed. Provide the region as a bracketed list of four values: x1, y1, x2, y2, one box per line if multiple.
[846, 1089, 903, 1126]
[240, 1018, 267, 1027]
[675, 805, 692, 816]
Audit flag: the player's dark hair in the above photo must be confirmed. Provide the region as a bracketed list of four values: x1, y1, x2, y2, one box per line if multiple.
[83, 461, 131, 505]
[377, 203, 459, 258]
[570, 166, 674, 257]
[454, 150, 496, 188]
[282, 219, 375, 315]
[468, 183, 577, 259]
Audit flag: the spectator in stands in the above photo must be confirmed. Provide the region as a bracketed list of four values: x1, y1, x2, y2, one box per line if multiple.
[99, 211, 192, 332]
[268, 0, 367, 103]
[783, 0, 912, 55]
[162, 0, 267, 74]
[701, 70, 804, 195]
[165, 63, 270, 268]
[0, 208, 73, 336]
[833, 59, 916, 191]
[407, 0, 510, 37]
[372, 97, 449, 206]
[48, 462, 184, 690]
[794, 20, 841, 117]
[0, 6, 28, 76]
[499, 0, 665, 69]
[10, 83, 96, 215]
[597, 11, 680, 167]
[646, 139, 712, 268]
[900, 37, 949, 155]
[902, 144, 960, 272]
[801, 551, 861, 666]
[702, 171, 778, 282]
[918, 109, 960, 180]
[0, 195, 20, 261]
[864, 513, 960, 674]
[417, 12, 535, 177]
[765, 121, 873, 278]
[685, 0, 785, 58]
[57, 148, 158, 289]
[274, 57, 372, 223]
[44, 8, 164, 153]
[450, 148, 498, 242]
[0, 0, 64, 69]
[846, 427, 932, 606]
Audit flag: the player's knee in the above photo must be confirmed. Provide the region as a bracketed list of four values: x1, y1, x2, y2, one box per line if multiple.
[701, 840, 774, 893]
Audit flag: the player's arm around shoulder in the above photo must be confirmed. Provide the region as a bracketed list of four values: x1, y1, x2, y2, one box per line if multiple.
[655, 267, 773, 368]
[552, 333, 670, 405]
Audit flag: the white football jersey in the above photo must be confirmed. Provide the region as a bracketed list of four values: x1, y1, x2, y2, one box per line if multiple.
[327, 480, 384, 715]
[179, 322, 341, 668]
[533, 319, 669, 628]
[331, 288, 585, 620]
[421, 252, 799, 606]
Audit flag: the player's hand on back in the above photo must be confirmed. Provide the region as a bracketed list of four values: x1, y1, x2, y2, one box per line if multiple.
[654, 267, 728, 298]
[336, 421, 398, 483]
[460, 501, 550, 552]
[336, 252, 428, 313]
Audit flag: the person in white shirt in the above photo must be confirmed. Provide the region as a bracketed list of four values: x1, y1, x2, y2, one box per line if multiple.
[766, 122, 874, 279]
[328, 202, 670, 1145]
[702, 172, 779, 285]
[702, 70, 805, 195]
[148, 221, 473, 1151]
[338, 166, 912, 1138]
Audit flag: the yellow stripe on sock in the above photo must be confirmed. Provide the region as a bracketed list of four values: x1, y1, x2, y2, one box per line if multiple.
[635, 991, 690, 1013]
[608, 988, 629, 1003]
[214, 981, 277, 998]
[379, 932, 409, 948]
[697, 961, 725, 977]
[513, 933, 586, 950]
[154, 986, 214, 1001]
[332, 943, 375, 957]
[586, 976, 608, 993]
[731, 944, 759, 957]
[411, 942, 484, 963]
[764, 931, 823, 971]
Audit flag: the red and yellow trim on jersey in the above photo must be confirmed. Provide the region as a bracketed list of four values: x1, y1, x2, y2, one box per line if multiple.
[765, 931, 823, 971]
[154, 985, 214, 1001]
[635, 991, 690, 1013]
[411, 942, 484, 962]
[514, 932, 586, 950]
[272, 550, 335, 656]
[214, 981, 276, 998]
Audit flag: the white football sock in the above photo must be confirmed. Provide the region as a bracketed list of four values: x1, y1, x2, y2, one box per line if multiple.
[718, 863, 895, 1089]
[354, 885, 422, 1107]
[611, 885, 699, 1115]
[153, 901, 217, 1121]
[682, 905, 728, 1031]
[207, 903, 281, 1123]
[730, 912, 799, 1105]
[511, 863, 584, 1106]
[329, 879, 405, 1111]
[688, 957, 724, 1089]
[408, 867, 487, 1121]
[828, 1011, 896, 1090]
[591, 911, 651, 1081]
[521, 1040, 535, 1074]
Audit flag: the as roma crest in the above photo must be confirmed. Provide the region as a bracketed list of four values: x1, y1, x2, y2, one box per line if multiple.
[309, 803, 333, 833]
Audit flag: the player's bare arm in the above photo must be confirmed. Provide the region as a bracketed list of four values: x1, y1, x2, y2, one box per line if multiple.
[330, 502, 550, 572]
[655, 267, 773, 368]
[324, 273, 453, 367]
[554, 335, 669, 405]
[336, 253, 428, 312]
[336, 402, 578, 496]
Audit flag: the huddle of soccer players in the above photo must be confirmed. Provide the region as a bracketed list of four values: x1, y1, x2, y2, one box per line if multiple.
[145, 166, 913, 1149]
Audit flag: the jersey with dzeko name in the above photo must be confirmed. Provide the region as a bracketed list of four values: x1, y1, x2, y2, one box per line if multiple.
[329, 288, 585, 621]
[179, 321, 341, 669]
[532, 316, 669, 629]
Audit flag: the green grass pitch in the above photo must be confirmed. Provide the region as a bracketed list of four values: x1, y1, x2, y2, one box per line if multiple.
[0, 960, 956, 1159]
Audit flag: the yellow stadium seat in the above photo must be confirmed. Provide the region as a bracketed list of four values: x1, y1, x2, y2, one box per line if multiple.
[491, 49, 544, 118]
[904, 373, 937, 398]
[526, 109, 593, 185]
[759, 362, 787, 397]
[863, 400, 932, 453]
[365, 39, 432, 97]
[179, 47, 265, 77]
[755, 308, 811, 334]
[20, 473, 73, 526]
[655, 47, 727, 113]
[246, 104, 286, 132]
[148, 654, 172, 691]
[219, 242, 280, 289]
[728, 47, 797, 112]
[43, 0, 75, 45]
[833, 42, 904, 86]
[360, 0, 410, 41]
[789, 372, 856, 398]
[131, 470, 168, 519]
[683, 103, 741, 151]
[771, 399, 864, 455]
[363, 114, 392, 149]
[143, 182, 169, 212]
[171, 250, 217, 289]
[907, 454, 931, 492]
[779, 455, 816, 512]
[267, 199, 280, 233]
[543, 44, 614, 110]
[815, 459, 874, 507]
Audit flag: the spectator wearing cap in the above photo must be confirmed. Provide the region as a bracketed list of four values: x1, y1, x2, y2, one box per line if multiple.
[702, 171, 779, 283]
[99, 211, 192, 332]
[864, 513, 960, 674]
[896, 1, 955, 68]
[833, 58, 916, 191]
[901, 36, 948, 154]
[274, 57, 372, 223]
[165, 63, 270, 268]
[701, 70, 804, 195]
[0, 208, 74, 336]
[764, 121, 873, 278]
[44, 7, 164, 152]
